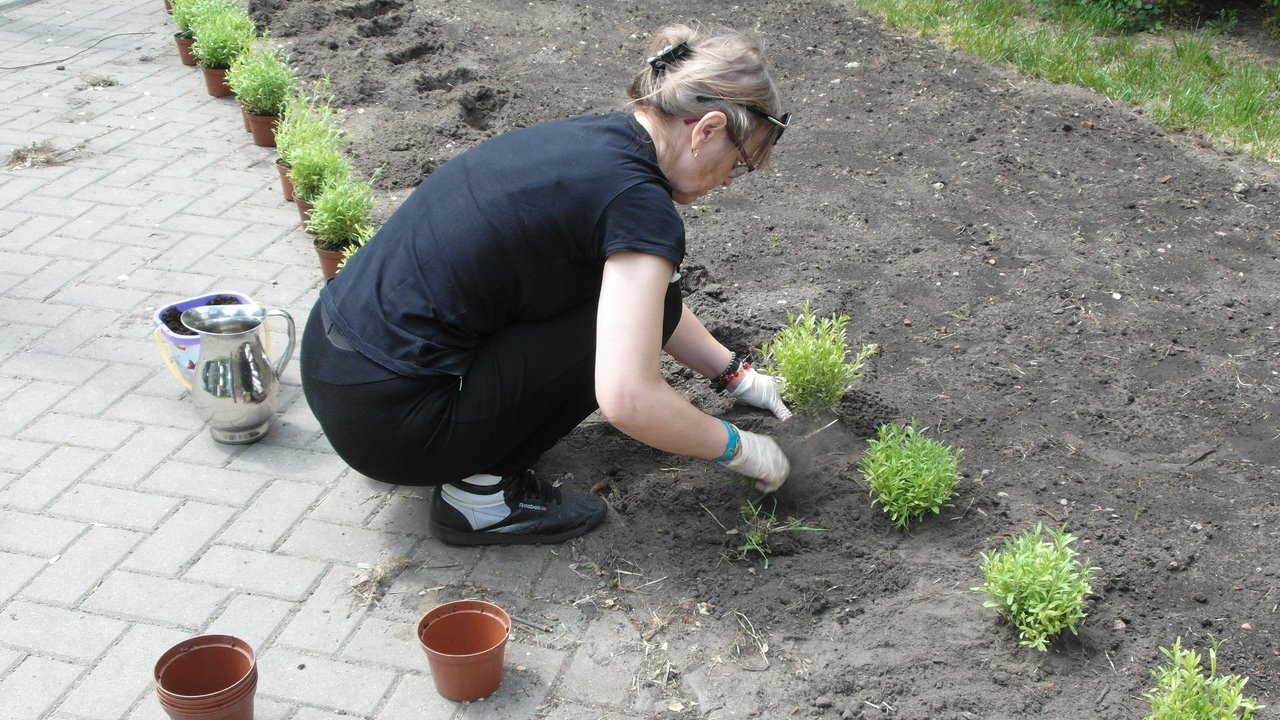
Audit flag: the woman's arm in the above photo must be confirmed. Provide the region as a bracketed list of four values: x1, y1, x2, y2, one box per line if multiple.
[663, 304, 733, 379]
[595, 252, 728, 460]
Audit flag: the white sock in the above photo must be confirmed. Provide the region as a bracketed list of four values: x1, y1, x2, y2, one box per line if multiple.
[461, 473, 502, 487]
[441, 474, 510, 530]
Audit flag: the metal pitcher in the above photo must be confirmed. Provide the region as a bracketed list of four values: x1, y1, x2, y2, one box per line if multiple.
[180, 304, 296, 444]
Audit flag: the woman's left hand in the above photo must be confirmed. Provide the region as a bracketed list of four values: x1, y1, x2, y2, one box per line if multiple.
[730, 367, 793, 420]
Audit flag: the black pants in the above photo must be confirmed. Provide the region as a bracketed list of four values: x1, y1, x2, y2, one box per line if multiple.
[300, 284, 682, 486]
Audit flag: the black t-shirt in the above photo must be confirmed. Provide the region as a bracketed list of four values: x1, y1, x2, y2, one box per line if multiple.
[320, 112, 686, 378]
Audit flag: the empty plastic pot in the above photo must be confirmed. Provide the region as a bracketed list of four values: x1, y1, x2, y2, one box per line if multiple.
[154, 635, 257, 720]
[417, 600, 510, 701]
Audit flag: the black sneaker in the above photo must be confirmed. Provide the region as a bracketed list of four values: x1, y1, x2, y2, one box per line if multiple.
[429, 471, 608, 546]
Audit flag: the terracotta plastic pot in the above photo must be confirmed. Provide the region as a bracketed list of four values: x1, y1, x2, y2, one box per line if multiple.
[174, 34, 196, 66]
[240, 106, 250, 132]
[200, 66, 233, 97]
[417, 600, 510, 702]
[245, 112, 278, 147]
[295, 197, 314, 231]
[314, 245, 343, 278]
[154, 635, 257, 720]
[276, 159, 294, 202]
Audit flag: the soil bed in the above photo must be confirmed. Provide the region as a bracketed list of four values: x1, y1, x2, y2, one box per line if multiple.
[159, 294, 246, 335]
[253, 0, 1280, 716]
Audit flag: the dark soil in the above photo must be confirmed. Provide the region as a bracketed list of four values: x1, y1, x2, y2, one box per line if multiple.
[159, 294, 246, 335]
[252, 0, 1280, 717]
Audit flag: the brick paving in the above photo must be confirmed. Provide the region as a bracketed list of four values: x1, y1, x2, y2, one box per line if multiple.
[0, 0, 679, 717]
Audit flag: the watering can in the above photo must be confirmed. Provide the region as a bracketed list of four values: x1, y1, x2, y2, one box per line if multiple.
[179, 304, 296, 444]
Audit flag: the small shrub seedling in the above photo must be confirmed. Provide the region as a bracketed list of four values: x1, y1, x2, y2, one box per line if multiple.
[190, 2, 255, 70]
[759, 301, 877, 413]
[172, 0, 236, 40]
[1143, 637, 1262, 720]
[974, 524, 1096, 651]
[275, 78, 345, 168]
[288, 141, 352, 205]
[226, 38, 295, 116]
[736, 496, 821, 569]
[307, 171, 375, 251]
[861, 419, 960, 529]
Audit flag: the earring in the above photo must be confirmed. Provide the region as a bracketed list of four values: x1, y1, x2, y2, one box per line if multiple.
[692, 148, 699, 158]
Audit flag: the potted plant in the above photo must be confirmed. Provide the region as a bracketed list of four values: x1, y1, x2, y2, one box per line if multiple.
[287, 140, 351, 228]
[226, 38, 295, 147]
[273, 79, 343, 201]
[171, 0, 230, 66]
[337, 235, 369, 273]
[191, 3, 255, 97]
[306, 171, 375, 278]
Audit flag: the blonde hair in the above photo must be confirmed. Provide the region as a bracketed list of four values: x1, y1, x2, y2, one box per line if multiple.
[627, 25, 785, 167]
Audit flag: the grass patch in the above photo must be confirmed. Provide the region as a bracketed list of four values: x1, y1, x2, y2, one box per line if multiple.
[854, 0, 1280, 163]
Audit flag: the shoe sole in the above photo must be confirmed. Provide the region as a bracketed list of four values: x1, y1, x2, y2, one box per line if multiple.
[429, 511, 606, 546]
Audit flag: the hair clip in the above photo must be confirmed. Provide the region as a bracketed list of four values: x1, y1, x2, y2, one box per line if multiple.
[646, 42, 691, 74]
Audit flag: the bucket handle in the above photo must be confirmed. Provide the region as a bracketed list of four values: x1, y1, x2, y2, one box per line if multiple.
[266, 308, 297, 380]
[154, 327, 194, 390]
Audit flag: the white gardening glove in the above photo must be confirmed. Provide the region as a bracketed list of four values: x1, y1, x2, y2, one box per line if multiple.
[722, 426, 792, 493]
[729, 366, 793, 420]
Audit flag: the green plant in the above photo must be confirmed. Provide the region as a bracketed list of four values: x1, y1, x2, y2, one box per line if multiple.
[1205, 8, 1237, 35]
[171, 0, 234, 38]
[337, 235, 369, 272]
[307, 172, 375, 251]
[861, 419, 960, 529]
[855, 0, 1280, 163]
[275, 80, 344, 167]
[1143, 637, 1262, 719]
[758, 302, 878, 413]
[288, 141, 351, 204]
[191, 3, 255, 70]
[735, 496, 822, 569]
[1031, 0, 1164, 34]
[226, 38, 295, 116]
[974, 524, 1096, 651]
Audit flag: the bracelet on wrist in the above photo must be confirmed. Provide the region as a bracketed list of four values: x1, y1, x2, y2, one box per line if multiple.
[715, 420, 741, 463]
[711, 351, 751, 392]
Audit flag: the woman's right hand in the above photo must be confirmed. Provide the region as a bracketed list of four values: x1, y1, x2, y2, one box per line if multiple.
[723, 429, 791, 493]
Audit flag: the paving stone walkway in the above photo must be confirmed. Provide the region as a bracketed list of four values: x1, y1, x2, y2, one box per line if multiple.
[0, 1, 673, 717]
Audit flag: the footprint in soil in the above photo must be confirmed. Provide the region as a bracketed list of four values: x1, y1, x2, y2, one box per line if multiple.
[415, 67, 477, 93]
[356, 14, 404, 38]
[457, 86, 509, 130]
[338, 0, 402, 20]
[386, 39, 442, 65]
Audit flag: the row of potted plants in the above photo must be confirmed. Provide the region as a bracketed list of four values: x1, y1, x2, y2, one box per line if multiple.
[165, 0, 375, 278]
